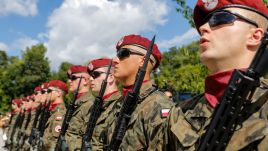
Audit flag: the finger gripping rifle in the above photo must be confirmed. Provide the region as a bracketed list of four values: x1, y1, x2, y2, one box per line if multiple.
[55, 76, 83, 151]
[81, 60, 113, 151]
[108, 35, 156, 151]
[197, 29, 268, 151]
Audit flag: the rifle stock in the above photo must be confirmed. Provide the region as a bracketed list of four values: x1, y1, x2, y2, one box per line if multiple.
[108, 35, 156, 151]
[197, 29, 268, 151]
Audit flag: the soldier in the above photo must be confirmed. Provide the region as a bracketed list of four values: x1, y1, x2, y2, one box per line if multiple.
[86, 58, 121, 150]
[65, 65, 95, 151]
[168, 0, 268, 150]
[107, 34, 173, 150]
[43, 80, 68, 151]
[5, 99, 22, 147]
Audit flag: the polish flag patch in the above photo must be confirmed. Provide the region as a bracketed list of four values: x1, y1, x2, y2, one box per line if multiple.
[161, 109, 170, 118]
[55, 125, 61, 133]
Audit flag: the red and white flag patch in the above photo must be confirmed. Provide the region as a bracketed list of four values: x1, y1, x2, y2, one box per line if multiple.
[161, 109, 170, 118]
[55, 125, 61, 133]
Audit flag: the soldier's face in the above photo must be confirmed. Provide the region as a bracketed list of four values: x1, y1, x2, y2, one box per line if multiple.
[90, 68, 107, 94]
[198, 8, 257, 72]
[113, 45, 144, 85]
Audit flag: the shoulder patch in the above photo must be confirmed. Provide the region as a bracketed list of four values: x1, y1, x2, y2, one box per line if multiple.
[55, 116, 63, 121]
[161, 108, 170, 118]
[54, 125, 61, 133]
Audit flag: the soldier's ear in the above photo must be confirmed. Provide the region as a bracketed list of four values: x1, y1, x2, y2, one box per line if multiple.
[247, 28, 264, 48]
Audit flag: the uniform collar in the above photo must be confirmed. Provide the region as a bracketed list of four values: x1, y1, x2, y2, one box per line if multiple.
[205, 70, 234, 108]
[122, 80, 150, 96]
[103, 90, 119, 101]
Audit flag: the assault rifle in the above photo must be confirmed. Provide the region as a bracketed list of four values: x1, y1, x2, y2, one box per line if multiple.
[12, 109, 25, 146]
[28, 104, 42, 145]
[81, 60, 113, 151]
[55, 76, 83, 151]
[19, 109, 32, 147]
[35, 99, 51, 150]
[108, 35, 156, 151]
[197, 29, 268, 151]
[8, 109, 24, 149]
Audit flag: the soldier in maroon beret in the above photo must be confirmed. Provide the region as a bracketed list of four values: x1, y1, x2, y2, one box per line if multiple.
[168, 0, 268, 150]
[43, 80, 68, 150]
[87, 58, 121, 150]
[107, 34, 173, 150]
[65, 65, 95, 151]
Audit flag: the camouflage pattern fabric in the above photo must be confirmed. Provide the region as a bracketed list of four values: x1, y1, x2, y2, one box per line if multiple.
[43, 103, 66, 151]
[90, 91, 121, 151]
[6, 113, 19, 145]
[168, 79, 268, 151]
[65, 91, 95, 151]
[107, 81, 173, 151]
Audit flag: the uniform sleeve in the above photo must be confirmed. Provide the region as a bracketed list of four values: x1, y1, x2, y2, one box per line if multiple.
[119, 99, 171, 151]
[167, 106, 199, 151]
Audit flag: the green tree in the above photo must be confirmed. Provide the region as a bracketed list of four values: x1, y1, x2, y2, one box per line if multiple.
[51, 61, 72, 82]
[154, 42, 209, 94]
[0, 44, 51, 112]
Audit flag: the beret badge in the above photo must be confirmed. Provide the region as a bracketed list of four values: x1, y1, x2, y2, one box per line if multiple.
[203, 0, 218, 10]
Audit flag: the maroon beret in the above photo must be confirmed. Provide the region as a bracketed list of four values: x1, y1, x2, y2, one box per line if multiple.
[88, 58, 112, 71]
[116, 34, 162, 69]
[49, 80, 68, 93]
[194, 0, 268, 32]
[21, 97, 27, 102]
[34, 86, 42, 92]
[12, 99, 22, 107]
[68, 65, 88, 74]
[41, 82, 49, 90]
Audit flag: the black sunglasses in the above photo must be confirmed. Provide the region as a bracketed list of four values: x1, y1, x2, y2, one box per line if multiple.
[41, 90, 47, 94]
[116, 48, 145, 60]
[90, 71, 106, 79]
[68, 75, 83, 81]
[205, 10, 258, 28]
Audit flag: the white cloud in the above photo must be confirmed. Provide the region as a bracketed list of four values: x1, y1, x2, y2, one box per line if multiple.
[0, 0, 38, 17]
[10, 37, 39, 51]
[158, 28, 199, 50]
[0, 42, 8, 51]
[45, 0, 169, 70]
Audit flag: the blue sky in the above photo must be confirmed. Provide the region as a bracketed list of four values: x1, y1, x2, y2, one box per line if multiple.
[0, 0, 199, 70]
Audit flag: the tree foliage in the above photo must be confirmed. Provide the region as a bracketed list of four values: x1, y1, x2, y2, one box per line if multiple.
[153, 42, 209, 94]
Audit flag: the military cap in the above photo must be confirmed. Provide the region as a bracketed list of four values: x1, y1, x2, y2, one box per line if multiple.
[12, 99, 22, 107]
[41, 82, 49, 90]
[88, 58, 112, 71]
[69, 65, 88, 74]
[49, 80, 68, 93]
[194, 0, 268, 32]
[34, 86, 42, 92]
[116, 34, 162, 69]
[21, 97, 27, 102]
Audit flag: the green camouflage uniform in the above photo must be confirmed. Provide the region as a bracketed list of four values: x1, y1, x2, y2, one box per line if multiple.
[6, 112, 19, 146]
[18, 110, 32, 149]
[90, 91, 121, 151]
[22, 109, 37, 150]
[43, 103, 66, 151]
[65, 91, 95, 151]
[168, 79, 268, 151]
[107, 81, 173, 151]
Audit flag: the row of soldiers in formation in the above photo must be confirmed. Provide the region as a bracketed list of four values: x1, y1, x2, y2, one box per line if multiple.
[3, 0, 268, 150]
